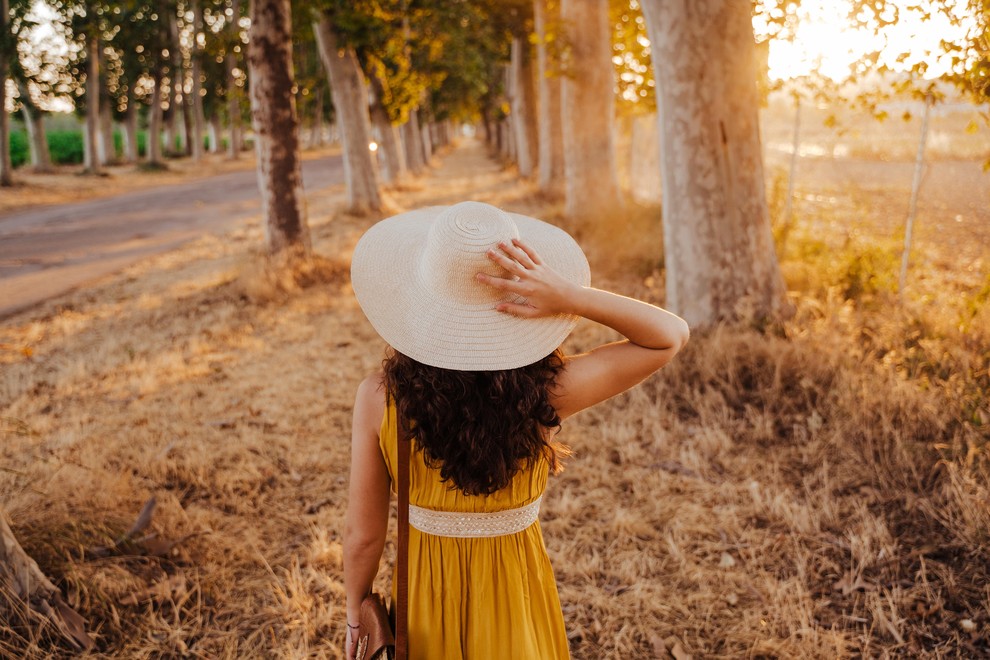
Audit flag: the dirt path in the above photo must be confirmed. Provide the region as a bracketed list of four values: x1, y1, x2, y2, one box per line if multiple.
[0, 155, 344, 319]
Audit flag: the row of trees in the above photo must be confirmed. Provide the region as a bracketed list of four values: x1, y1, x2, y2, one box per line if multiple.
[2, 0, 987, 319]
[2, 0, 989, 651]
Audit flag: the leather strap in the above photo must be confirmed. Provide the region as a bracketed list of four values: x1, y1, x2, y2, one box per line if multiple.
[395, 418, 410, 660]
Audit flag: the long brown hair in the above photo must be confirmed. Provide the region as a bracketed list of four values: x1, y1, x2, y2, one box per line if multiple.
[382, 348, 567, 496]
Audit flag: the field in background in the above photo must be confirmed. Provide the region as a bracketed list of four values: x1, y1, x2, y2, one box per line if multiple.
[1, 138, 988, 657]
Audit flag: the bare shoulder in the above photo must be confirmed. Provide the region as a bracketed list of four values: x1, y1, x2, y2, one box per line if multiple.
[353, 372, 387, 436]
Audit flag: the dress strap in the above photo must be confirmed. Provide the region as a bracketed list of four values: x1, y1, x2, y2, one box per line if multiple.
[408, 496, 542, 538]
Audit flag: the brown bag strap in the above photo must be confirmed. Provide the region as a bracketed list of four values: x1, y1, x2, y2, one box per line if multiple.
[396, 419, 410, 660]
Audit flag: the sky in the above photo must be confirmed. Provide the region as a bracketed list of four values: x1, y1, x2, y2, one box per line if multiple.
[763, 0, 976, 81]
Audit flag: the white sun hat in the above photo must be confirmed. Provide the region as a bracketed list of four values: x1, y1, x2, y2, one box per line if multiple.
[350, 201, 590, 371]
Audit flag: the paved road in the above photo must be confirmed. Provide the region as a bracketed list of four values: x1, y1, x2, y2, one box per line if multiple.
[0, 155, 344, 320]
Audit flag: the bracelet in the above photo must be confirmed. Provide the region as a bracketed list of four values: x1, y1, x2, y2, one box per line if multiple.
[347, 622, 360, 629]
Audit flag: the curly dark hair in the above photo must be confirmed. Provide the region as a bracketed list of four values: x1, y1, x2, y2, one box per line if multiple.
[382, 348, 568, 496]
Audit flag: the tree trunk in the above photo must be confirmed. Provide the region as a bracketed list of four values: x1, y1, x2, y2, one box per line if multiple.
[559, 0, 620, 219]
[310, 85, 324, 147]
[510, 36, 538, 178]
[163, 101, 176, 155]
[84, 34, 101, 173]
[190, 0, 206, 161]
[421, 116, 434, 163]
[312, 14, 382, 214]
[629, 113, 660, 203]
[534, 0, 564, 195]
[0, 0, 10, 185]
[225, 0, 242, 159]
[248, 0, 310, 257]
[169, 13, 192, 156]
[208, 114, 221, 153]
[18, 84, 53, 172]
[123, 106, 138, 162]
[97, 45, 114, 165]
[368, 75, 405, 185]
[640, 0, 786, 326]
[402, 109, 426, 174]
[1, 509, 94, 651]
[148, 69, 164, 165]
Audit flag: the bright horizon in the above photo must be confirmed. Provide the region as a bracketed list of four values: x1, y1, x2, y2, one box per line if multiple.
[763, 0, 975, 81]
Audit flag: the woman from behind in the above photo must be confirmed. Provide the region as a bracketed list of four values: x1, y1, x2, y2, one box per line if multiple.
[345, 201, 689, 659]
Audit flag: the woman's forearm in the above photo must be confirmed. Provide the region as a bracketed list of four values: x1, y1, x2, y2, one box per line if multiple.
[344, 531, 386, 623]
[569, 286, 690, 351]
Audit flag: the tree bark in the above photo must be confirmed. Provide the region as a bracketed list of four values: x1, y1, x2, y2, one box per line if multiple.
[148, 70, 164, 165]
[162, 92, 176, 155]
[640, 0, 786, 326]
[167, 13, 184, 155]
[17, 83, 53, 172]
[121, 87, 139, 162]
[402, 109, 426, 174]
[368, 75, 405, 185]
[1, 509, 94, 651]
[312, 14, 382, 214]
[534, 0, 564, 195]
[421, 116, 433, 162]
[84, 34, 101, 173]
[225, 0, 242, 159]
[190, 0, 206, 161]
[206, 113, 218, 153]
[310, 85, 324, 147]
[248, 0, 310, 257]
[97, 45, 114, 165]
[559, 0, 621, 219]
[510, 36, 538, 178]
[0, 0, 11, 185]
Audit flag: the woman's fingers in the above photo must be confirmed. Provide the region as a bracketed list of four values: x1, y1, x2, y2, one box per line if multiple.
[496, 301, 539, 318]
[511, 238, 543, 265]
[486, 247, 525, 274]
[476, 271, 524, 293]
[498, 240, 536, 269]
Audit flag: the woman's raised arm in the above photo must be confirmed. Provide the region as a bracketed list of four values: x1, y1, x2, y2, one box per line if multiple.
[478, 238, 690, 419]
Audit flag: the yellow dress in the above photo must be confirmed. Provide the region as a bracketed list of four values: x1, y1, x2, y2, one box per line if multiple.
[379, 401, 570, 659]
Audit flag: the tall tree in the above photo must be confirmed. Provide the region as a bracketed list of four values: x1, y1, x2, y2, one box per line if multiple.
[534, 0, 564, 195]
[17, 82, 53, 171]
[83, 26, 101, 172]
[189, 0, 206, 160]
[312, 13, 382, 214]
[509, 34, 538, 177]
[559, 0, 621, 219]
[224, 0, 244, 158]
[640, 0, 786, 326]
[0, 0, 14, 185]
[248, 0, 310, 257]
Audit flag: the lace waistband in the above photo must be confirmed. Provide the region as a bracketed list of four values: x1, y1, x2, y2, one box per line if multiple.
[408, 496, 542, 538]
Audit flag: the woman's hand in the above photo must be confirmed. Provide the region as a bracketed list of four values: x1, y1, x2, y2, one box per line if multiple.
[477, 238, 584, 318]
[346, 624, 358, 660]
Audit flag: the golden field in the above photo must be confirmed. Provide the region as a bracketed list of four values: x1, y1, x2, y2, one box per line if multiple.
[1, 138, 988, 658]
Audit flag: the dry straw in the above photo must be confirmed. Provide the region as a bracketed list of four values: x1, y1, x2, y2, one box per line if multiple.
[1, 141, 988, 657]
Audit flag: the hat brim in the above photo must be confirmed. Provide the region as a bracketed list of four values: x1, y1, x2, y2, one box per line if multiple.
[351, 205, 591, 371]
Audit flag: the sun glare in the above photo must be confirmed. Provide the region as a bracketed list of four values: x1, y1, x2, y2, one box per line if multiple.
[766, 0, 975, 81]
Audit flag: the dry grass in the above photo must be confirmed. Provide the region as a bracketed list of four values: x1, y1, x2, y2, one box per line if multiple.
[1, 138, 988, 658]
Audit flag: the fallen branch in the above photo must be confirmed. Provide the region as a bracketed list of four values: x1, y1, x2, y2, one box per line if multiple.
[0, 508, 94, 651]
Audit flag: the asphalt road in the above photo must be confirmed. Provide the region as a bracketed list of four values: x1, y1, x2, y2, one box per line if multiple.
[0, 155, 344, 320]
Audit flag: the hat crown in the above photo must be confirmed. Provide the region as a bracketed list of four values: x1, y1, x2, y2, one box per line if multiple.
[419, 202, 520, 305]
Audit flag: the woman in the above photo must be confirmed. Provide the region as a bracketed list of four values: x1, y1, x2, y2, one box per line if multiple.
[345, 201, 689, 659]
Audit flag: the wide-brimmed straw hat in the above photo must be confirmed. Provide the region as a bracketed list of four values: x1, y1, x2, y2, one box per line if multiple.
[350, 201, 590, 371]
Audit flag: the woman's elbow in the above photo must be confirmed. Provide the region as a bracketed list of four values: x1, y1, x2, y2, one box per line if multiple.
[677, 321, 691, 351]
